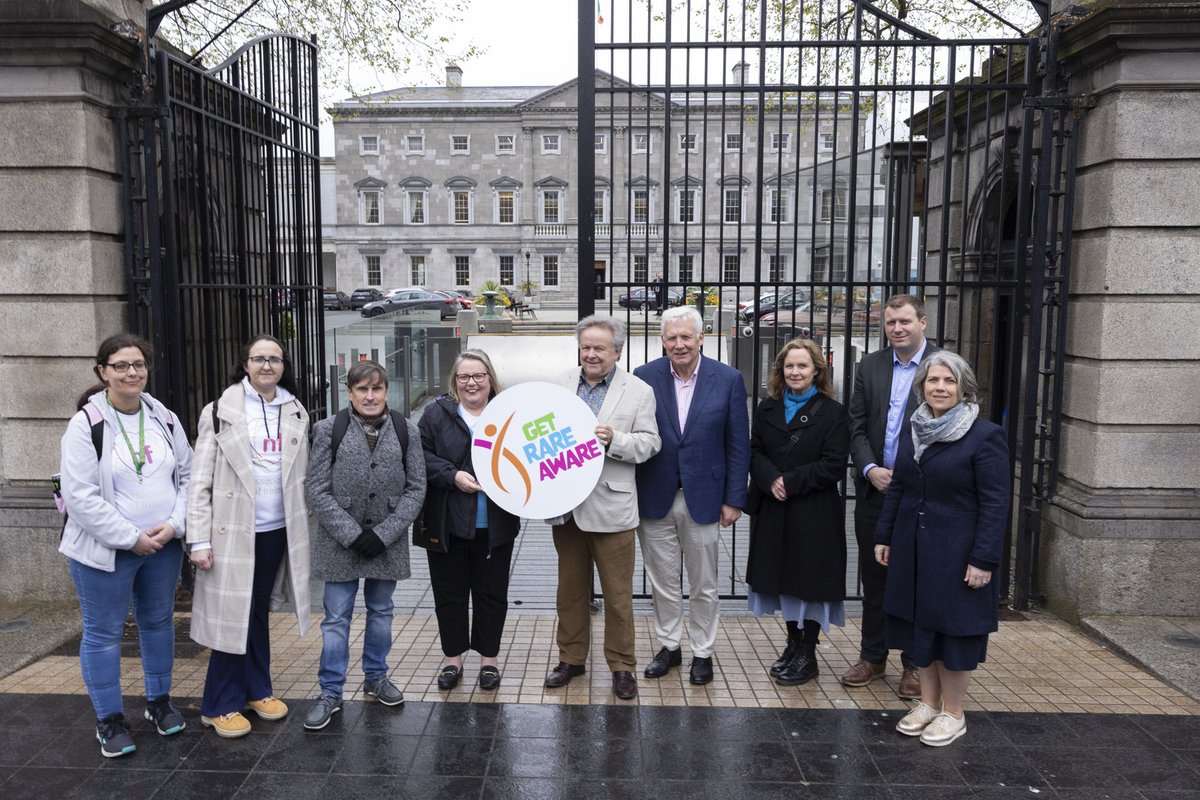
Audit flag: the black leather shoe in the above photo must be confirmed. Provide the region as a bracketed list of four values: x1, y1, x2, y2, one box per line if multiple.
[771, 640, 801, 677]
[612, 670, 638, 700]
[643, 646, 682, 679]
[689, 656, 714, 685]
[775, 643, 819, 686]
[544, 662, 586, 688]
[437, 665, 461, 690]
[478, 666, 501, 691]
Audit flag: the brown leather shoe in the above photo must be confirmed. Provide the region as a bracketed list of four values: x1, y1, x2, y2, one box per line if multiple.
[839, 659, 886, 687]
[544, 662, 586, 688]
[612, 670, 638, 700]
[898, 666, 922, 699]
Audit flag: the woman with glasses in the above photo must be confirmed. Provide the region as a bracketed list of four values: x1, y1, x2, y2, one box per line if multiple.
[186, 334, 312, 738]
[59, 334, 193, 757]
[417, 349, 520, 690]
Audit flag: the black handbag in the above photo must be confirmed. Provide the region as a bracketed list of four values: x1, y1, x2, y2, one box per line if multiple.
[413, 490, 451, 552]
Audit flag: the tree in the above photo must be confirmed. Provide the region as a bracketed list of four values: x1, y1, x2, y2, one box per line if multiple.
[157, 0, 480, 98]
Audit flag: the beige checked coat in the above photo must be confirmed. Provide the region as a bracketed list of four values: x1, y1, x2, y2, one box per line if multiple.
[186, 382, 312, 654]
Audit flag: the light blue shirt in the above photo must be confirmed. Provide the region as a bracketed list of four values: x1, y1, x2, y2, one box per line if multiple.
[864, 340, 928, 476]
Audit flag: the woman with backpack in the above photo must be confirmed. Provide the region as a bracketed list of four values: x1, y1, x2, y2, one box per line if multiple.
[58, 333, 193, 757]
[186, 334, 312, 738]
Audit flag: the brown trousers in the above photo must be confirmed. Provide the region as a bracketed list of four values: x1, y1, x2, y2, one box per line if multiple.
[552, 518, 636, 671]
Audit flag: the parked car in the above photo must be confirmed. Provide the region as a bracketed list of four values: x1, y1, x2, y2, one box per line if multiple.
[740, 289, 810, 323]
[435, 289, 474, 309]
[758, 303, 815, 339]
[349, 287, 384, 309]
[360, 288, 458, 319]
[323, 290, 350, 310]
[738, 292, 776, 317]
[617, 286, 683, 310]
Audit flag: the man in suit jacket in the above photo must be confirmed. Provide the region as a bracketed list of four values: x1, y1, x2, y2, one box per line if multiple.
[544, 315, 661, 700]
[633, 307, 750, 684]
[843, 293, 939, 698]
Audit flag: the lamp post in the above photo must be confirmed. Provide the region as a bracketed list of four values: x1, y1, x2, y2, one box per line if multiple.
[524, 250, 531, 294]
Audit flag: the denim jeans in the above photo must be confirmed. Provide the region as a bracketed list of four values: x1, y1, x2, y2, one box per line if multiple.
[317, 578, 396, 697]
[69, 539, 184, 720]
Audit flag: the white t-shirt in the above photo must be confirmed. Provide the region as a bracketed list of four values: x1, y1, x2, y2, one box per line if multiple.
[110, 409, 177, 534]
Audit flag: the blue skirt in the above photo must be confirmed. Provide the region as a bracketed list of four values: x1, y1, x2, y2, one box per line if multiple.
[885, 614, 989, 671]
[747, 590, 845, 633]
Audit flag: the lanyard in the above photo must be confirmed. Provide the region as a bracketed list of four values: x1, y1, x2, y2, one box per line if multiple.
[259, 395, 280, 442]
[106, 393, 146, 481]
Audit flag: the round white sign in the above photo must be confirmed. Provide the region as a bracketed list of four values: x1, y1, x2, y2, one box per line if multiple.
[470, 381, 605, 519]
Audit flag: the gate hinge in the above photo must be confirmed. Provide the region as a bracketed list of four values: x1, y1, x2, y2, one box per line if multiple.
[1024, 94, 1095, 116]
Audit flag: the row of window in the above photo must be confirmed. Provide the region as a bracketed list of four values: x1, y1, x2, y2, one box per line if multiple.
[359, 185, 853, 226]
[363, 253, 562, 289]
[359, 130, 840, 157]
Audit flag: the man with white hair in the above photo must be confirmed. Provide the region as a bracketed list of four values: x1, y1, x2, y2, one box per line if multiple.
[634, 306, 750, 684]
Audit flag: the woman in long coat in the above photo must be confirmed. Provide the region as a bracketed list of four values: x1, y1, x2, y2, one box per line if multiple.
[875, 349, 1010, 747]
[187, 334, 311, 738]
[746, 338, 850, 686]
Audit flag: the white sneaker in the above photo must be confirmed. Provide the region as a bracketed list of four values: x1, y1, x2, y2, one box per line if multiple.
[896, 701, 940, 736]
[919, 711, 967, 747]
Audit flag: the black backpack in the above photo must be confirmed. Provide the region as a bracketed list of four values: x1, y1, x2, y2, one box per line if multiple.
[211, 401, 408, 460]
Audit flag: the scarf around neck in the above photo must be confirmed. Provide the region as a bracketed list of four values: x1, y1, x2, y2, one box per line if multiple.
[910, 401, 979, 463]
[783, 385, 818, 423]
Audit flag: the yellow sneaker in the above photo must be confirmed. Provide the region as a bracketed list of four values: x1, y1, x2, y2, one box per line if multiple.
[200, 712, 252, 738]
[244, 696, 288, 721]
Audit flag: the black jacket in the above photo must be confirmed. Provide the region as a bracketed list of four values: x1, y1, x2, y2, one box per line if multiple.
[418, 395, 520, 549]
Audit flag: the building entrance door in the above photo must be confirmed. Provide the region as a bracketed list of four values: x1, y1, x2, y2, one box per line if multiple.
[594, 261, 606, 299]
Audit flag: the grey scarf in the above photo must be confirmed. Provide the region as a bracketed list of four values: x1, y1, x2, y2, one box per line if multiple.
[910, 401, 979, 463]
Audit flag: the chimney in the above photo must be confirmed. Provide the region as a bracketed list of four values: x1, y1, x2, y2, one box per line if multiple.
[446, 63, 463, 88]
[731, 62, 749, 85]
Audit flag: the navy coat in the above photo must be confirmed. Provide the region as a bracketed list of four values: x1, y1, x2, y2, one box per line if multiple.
[634, 355, 750, 524]
[874, 417, 1010, 637]
[746, 393, 849, 601]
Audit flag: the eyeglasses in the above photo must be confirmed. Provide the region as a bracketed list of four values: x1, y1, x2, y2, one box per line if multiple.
[105, 361, 148, 373]
[455, 373, 488, 384]
[248, 356, 284, 367]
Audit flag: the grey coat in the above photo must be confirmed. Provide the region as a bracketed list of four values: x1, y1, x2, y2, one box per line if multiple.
[306, 411, 426, 582]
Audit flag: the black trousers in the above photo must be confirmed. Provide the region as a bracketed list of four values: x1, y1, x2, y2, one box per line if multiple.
[854, 489, 913, 668]
[427, 531, 514, 658]
[201, 527, 287, 716]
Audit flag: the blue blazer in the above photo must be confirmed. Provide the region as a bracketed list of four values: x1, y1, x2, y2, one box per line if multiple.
[634, 355, 750, 524]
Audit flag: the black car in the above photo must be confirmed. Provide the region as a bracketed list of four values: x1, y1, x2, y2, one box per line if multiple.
[349, 287, 384, 310]
[617, 286, 683, 310]
[323, 290, 350, 310]
[739, 289, 810, 323]
[361, 288, 458, 319]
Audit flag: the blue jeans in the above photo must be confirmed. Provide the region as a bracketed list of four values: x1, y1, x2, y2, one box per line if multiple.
[317, 578, 396, 697]
[69, 539, 184, 720]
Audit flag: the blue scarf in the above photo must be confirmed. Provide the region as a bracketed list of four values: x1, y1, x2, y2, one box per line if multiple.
[783, 386, 818, 423]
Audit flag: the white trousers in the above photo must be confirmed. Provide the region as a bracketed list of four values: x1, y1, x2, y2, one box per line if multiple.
[637, 490, 720, 658]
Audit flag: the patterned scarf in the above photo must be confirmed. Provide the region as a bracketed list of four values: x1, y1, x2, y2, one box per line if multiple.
[910, 401, 979, 463]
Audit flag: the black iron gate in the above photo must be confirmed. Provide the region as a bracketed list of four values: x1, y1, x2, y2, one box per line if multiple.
[582, 0, 1077, 608]
[112, 30, 326, 435]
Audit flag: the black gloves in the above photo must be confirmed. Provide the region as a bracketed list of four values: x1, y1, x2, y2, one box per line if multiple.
[350, 529, 386, 559]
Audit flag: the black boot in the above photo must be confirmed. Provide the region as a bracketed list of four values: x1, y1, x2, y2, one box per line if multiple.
[770, 629, 802, 677]
[775, 625, 820, 686]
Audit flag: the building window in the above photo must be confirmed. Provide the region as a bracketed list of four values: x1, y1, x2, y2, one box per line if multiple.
[723, 188, 742, 223]
[677, 254, 694, 284]
[542, 255, 559, 288]
[541, 133, 561, 154]
[676, 188, 697, 224]
[820, 132, 835, 151]
[366, 255, 381, 286]
[722, 254, 740, 283]
[496, 134, 515, 154]
[406, 135, 424, 154]
[678, 133, 697, 153]
[632, 189, 650, 224]
[541, 189, 560, 224]
[770, 132, 791, 153]
[497, 190, 516, 224]
[453, 190, 471, 224]
[632, 254, 649, 284]
[768, 188, 791, 224]
[632, 131, 651, 154]
[593, 189, 609, 224]
[410, 255, 426, 285]
[769, 254, 786, 283]
[499, 255, 515, 285]
[454, 255, 471, 287]
[594, 132, 607, 153]
[406, 190, 426, 224]
[814, 252, 847, 282]
[820, 187, 849, 221]
[360, 135, 379, 155]
[724, 133, 742, 152]
[450, 134, 470, 154]
[361, 190, 381, 225]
